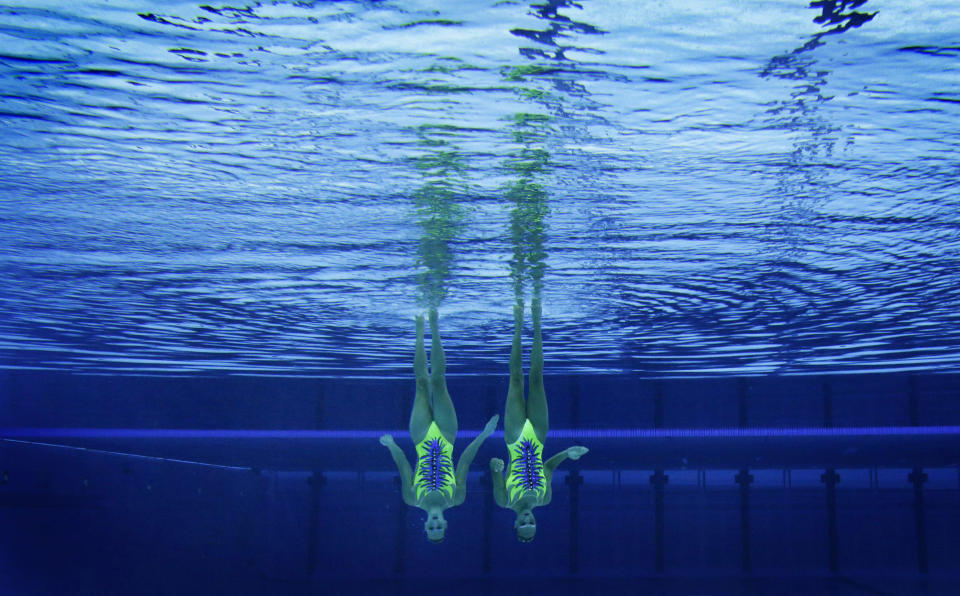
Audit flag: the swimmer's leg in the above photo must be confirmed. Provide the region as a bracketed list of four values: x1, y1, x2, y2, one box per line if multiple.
[409, 314, 432, 444]
[504, 299, 526, 444]
[527, 296, 548, 443]
[429, 307, 458, 443]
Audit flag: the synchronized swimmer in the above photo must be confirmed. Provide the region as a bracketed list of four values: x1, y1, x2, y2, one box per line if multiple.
[381, 301, 586, 543]
[379, 308, 498, 543]
[490, 298, 588, 542]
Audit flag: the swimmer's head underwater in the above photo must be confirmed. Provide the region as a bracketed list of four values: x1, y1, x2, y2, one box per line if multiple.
[424, 508, 448, 543]
[514, 507, 537, 542]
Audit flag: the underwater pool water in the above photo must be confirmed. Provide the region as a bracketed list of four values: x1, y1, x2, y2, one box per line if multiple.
[1, 0, 959, 378]
[1, 1, 960, 594]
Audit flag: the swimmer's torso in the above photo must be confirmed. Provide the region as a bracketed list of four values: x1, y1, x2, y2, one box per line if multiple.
[505, 419, 547, 505]
[414, 421, 456, 502]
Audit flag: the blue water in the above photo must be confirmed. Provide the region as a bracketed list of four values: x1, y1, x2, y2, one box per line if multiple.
[2, 0, 960, 377]
[2, 2, 960, 595]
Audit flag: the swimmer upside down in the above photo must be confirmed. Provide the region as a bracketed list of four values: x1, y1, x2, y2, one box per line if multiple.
[380, 308, 498, 543]
[490, 298, 588, 542]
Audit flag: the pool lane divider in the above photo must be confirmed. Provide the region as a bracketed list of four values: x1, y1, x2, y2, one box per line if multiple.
[2, 425, 960, 439]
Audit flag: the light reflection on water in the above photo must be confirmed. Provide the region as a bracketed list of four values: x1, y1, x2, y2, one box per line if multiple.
[1, 0, 959, 377]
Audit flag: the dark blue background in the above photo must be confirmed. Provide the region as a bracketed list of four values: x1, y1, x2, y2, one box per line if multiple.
[1, 370, 959, 595]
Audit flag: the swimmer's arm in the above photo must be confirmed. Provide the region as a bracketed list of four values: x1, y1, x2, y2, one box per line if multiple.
[453, 415, 499, 505]
[544, 445, 589, 477]
[541, 446, 588, 506]
[380, 434, 415, 505]
[541, 445, 590, 505]
[490, 458, 508, 508]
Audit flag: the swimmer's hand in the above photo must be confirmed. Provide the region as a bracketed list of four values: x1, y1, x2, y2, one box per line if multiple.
[490, 458, 504, 473]
[379, 434, 395, 447]
[482, 414, 499, 435]
[566, 446, 589, 460]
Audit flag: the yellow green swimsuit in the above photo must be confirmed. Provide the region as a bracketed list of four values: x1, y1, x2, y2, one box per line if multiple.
[414, 421, 455, 501]
[505, 419, 547, 504]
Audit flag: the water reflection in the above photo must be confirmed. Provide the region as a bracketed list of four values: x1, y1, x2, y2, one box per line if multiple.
[757, 1, 877, 367]
[760, 0, 877, 149]
[503, 0, 608, 303]
[771, 0, 876, 60]
[2, 1, 958, 376]
[510, 0, 606, 60]
[504, 112, 551, 302]
[412, 125, 469, 309]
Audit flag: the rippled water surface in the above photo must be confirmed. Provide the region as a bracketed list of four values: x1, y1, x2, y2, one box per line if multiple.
[1, 0, 959, 377]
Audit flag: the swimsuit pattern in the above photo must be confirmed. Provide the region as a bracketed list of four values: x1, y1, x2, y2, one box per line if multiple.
[414, 421, 455, 501]
[505, 418, 546, 503]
